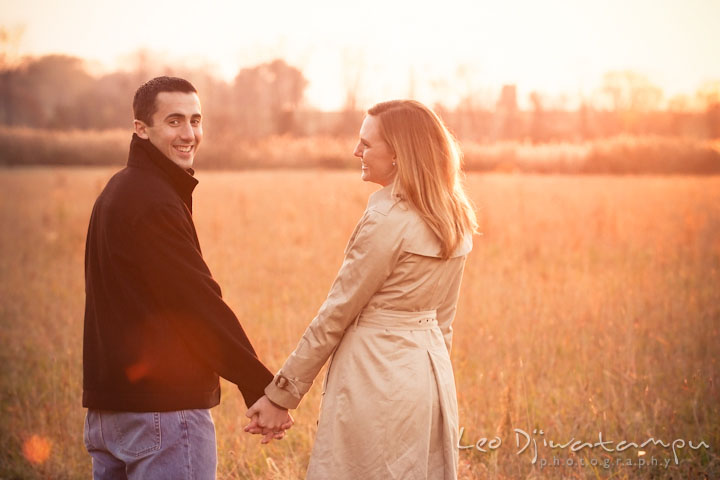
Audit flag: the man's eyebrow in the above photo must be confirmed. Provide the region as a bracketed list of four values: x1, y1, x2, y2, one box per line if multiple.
[163, 112, 202, 121]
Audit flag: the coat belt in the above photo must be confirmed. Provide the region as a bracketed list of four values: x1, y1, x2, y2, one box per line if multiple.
[355, 308, 438, 330]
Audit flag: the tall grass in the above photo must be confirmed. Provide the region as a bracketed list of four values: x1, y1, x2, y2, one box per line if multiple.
[1, 127, 719, 174]
[0, 169, 718, 479]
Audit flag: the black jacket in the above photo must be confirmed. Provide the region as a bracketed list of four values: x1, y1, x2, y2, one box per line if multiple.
[83, 134, 273, 411]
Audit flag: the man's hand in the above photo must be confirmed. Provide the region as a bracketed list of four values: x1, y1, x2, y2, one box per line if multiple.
[244, 395, 294, 444]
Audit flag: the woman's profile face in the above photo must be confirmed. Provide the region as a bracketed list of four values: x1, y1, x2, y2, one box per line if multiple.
[353, 115, 396, 186]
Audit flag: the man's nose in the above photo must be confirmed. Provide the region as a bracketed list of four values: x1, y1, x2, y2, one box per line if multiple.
[353, 144, 362, 158]
[179, 123, 194, 141]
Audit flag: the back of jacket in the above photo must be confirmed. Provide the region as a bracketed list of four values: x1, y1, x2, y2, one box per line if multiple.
[265, 183, 473, 409]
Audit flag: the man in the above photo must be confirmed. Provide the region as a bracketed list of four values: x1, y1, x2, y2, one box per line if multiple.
[83, 76, 291, 479]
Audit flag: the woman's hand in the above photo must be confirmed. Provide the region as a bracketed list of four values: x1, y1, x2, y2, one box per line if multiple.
[244, 395, 294, 444]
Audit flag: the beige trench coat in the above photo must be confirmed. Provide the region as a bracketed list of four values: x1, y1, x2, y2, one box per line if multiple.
[265, 184, 472, 480]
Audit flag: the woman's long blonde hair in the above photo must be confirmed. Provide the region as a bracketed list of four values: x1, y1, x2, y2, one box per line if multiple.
[368, 100, 477, 259]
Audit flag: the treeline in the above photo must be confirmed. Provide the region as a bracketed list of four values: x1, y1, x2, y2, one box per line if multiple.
[2, 127, 719, 174]
[1, 54, 720, 173]
[1, 54, 720, 141]
[0, 55, 311, 136]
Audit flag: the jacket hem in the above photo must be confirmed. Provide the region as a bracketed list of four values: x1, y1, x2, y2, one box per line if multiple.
[82, 388, 221, 412]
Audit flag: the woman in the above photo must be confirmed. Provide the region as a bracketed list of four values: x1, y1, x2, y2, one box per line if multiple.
[247, 100, 477, 479]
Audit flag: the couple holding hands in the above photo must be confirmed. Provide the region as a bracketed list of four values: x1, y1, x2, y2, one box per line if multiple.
[83, 76, 476, 479]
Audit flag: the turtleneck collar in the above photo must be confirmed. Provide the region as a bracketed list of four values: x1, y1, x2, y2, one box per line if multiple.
[126, 133, 199, 209]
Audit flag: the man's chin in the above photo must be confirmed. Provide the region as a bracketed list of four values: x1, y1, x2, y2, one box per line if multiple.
[171, 156, 195, 170]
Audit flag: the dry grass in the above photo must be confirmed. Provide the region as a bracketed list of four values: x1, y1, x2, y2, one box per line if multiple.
[0, 168, 718, 479]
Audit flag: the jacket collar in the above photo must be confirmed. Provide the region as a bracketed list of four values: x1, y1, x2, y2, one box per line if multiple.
[126, 134, 198, 209]
[368, 182, 473, 257]
[367, 182, 403, 215]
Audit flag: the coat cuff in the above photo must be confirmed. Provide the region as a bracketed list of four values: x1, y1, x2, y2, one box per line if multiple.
[264, 372, 312, 410]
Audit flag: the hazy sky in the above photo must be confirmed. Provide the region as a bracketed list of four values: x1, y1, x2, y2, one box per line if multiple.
[2, 0, 719, 110]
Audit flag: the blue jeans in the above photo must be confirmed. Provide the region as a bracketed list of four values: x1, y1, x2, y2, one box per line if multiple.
[84, 409, 217, 480]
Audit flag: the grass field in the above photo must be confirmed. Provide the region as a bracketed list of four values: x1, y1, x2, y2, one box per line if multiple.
[0, 168, 718, 479]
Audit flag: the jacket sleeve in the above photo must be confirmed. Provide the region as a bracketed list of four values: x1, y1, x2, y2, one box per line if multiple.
[264, 209, 403, 409]
[135, 202, 273, 407]
[435, 257, 467, 354]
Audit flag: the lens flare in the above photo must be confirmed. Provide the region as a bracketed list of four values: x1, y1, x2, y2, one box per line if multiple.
[22, 435, 51, 465]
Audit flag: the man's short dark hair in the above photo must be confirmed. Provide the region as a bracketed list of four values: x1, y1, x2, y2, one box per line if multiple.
[133, 76, 197, 126]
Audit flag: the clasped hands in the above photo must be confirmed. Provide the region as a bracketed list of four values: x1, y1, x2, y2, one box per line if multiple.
[244, 395, 294, 444]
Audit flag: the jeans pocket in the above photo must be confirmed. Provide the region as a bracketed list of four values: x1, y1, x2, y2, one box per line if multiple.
[108, 411, 162, 457]
[83, 411, 95, 451]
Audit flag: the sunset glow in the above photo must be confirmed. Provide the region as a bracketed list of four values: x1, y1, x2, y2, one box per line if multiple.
[1, 2, 718, 478]
[2, 0, 719, 110]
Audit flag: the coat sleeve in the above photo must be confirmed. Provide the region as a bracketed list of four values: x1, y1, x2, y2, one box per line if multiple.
[435, 257, 467, 354]
[264, 209, 404, 409]
[135, 202, 273, 407]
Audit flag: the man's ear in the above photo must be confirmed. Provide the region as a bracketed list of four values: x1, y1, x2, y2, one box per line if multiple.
[134, 120, 149, 139]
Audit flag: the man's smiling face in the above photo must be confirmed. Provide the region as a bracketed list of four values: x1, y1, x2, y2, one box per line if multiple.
[135, 91, 203, 169]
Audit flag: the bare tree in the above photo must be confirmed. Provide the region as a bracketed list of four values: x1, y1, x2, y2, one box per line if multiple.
[598, 70, 664, 134]
[495, 84, 520, 140]
[601, 71, 663, 112]
[334, 47, 365, 136]
[233, 59, 307, 137]
[529, 91, 546, 143]
[696, 80, 720, 138]
[0, 25, 25, 68]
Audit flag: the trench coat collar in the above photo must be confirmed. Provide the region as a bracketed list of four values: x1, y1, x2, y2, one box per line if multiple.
[368, 182, 473, 258]
[453, 231, 473, 257]
[367, 183, 403, 215]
